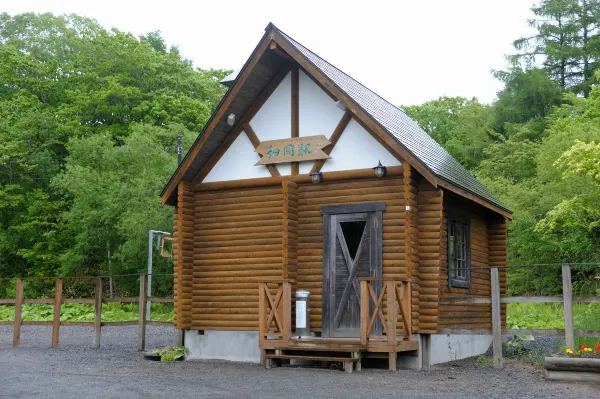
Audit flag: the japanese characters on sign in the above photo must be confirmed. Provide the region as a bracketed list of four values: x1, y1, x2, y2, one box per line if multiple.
[254, 135, 331, 165]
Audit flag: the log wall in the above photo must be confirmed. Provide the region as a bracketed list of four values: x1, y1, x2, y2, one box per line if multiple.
[173, 182, 194, 330]
[192, 185, 284, 330]
[438, 194, 507, 330]
[296, 176, 406, 331]
[417, 178, 443, 334]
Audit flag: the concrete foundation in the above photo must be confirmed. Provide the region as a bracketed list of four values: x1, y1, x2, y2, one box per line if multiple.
[184, 330, 260, 363]
[426, 334, 492, 365]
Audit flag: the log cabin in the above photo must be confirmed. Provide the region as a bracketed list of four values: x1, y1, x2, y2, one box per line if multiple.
[160, 23, 512, 371]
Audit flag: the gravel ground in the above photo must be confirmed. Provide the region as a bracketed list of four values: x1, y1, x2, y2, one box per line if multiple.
[1, 326, 599, 399]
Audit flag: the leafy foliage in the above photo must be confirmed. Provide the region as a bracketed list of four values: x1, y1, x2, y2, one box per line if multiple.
[0, 13, 229, 290]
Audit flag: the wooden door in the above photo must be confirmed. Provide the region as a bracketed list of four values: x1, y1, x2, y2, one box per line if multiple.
[322, 203, 384, 338]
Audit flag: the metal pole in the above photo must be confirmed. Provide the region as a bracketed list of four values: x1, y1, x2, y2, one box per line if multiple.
[147, 230, 171, 321]
[177, 135, 182, 165]
[147, 230, 153, 321]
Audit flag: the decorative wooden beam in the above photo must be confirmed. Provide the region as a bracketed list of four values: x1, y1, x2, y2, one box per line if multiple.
[311, 110, 352, 174]
[244, 123, 280, 177]
[191, 64, 290, 185]
[162, 32, 276, 205]
[272, 31, 439, 188]
[291, 66, 299, 176]
[194, 165, 403, 192]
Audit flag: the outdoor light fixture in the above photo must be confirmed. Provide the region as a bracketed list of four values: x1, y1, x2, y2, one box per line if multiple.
[227, 113, 236, 126]
[310, 171, 323, 183]
[373, 161, 387, 178]
[335, 100, 347, 111]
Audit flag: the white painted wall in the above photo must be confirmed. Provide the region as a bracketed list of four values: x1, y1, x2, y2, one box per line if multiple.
[299, 70, 345, 138]
[202, 131, 272, 183]
[250, 71, 291, 143]
[184, 330, 260, 363]
[320, 119, 401, 173]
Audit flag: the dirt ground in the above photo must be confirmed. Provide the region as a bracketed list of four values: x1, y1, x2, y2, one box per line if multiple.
[1, 326, 598, 399]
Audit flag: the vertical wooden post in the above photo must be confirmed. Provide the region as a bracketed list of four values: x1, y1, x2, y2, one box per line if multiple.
[12, 278, 24, 348]
[562, 264, 575, 351]
[258, 283, 266, 346]
[360, 280, 368, 345]
[282, 281, 291, 342]
[403, 281, 412, 341]
[138, 274, 147, 352]
[386, 280, 397, 371]
[51, 278, 63, 348]
[491, 267, 502, 369]
[93, 277, 102, 349]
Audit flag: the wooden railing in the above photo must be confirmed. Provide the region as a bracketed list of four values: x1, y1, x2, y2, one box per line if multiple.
[0, 274, 174, 350]
[359, 277, 412, 347]
[258, 279, 292, 346]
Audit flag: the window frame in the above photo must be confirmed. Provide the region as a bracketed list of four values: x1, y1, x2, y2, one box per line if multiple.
[447, 211, 471, 289]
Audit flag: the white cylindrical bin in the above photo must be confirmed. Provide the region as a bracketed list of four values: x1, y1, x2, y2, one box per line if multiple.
[295, 290, 311, 337]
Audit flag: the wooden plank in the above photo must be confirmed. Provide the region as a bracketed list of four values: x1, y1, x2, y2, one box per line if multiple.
[52, 278, 63, 348]
[291, 65, 299, 176]
[0, 299, 16, 305]
[562, 264, 575, 351]
[265, 354, 358, 362]
[93, 277, 102, 349]
[13, 278, 23, 348]
[138, 274, 148, 351]
[360, 280, 368, 345]
[102, 321, 139, 327]
[491, 268, 502, 369]
[258, 283, 266, 344]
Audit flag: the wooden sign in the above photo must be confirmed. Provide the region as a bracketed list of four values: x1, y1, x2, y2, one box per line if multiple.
[255, 135, 331, 165]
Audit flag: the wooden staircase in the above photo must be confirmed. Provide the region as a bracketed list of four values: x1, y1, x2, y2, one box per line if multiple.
[263, 348, 362, 373]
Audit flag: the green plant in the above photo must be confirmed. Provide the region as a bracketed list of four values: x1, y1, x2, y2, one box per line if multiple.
[476, 355, 493, 366]
[153, 346, 185, 361]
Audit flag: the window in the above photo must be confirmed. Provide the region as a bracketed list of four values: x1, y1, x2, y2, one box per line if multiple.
[448, 214, 471, 288]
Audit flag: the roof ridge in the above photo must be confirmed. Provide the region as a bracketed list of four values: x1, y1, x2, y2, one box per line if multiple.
[275, 28, 411, 118]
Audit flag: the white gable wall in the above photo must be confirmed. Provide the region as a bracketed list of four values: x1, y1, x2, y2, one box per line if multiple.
[299, 70, 345, 138]
[203, 131, 272, 183]
[202, 68, 400, 182]
[320, 119, 401, 172]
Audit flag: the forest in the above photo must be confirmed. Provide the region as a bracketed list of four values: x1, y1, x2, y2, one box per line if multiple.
[0, 2, 599, 297]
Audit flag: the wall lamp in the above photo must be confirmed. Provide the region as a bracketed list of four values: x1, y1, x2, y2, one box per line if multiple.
[373, 161, 387, 178]
[310, 171, 323, 184]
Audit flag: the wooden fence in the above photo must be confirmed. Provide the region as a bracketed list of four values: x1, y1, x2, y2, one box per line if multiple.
[439, 265, 600, 369]
[0, 274, 174, 351]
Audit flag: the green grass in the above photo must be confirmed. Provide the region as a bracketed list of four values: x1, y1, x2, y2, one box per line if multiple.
[0, 302, 173, 322]
[507, 303, 600, 349]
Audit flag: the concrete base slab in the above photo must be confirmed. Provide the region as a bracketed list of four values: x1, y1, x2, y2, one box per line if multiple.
[427, 334, 493, 365]
[184, 330, 260, 363]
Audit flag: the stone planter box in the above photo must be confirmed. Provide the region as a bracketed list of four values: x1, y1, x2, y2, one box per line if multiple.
[545, 356, 600, 383]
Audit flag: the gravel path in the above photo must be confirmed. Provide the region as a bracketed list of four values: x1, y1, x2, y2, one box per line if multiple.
[1, 326, 598, 399]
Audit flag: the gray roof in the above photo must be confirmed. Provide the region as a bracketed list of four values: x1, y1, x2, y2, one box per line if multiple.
[276, 27, 510, 213]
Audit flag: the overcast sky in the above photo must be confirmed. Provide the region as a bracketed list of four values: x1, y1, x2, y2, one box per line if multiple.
[4, 0, 535, 106]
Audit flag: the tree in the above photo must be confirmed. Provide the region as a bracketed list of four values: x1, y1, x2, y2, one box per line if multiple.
[513, 0, 581, 91]
[402, 97, 495, 169]
[0, 13, 229, 280]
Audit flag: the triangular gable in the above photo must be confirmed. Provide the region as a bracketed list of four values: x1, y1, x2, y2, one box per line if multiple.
[161, 23, 511, 219]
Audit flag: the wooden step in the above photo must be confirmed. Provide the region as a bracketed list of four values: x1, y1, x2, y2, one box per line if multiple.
[265, 354, 359, 362]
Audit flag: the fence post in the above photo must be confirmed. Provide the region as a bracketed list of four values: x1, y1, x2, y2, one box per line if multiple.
[51, 278, 63, 348]
[562, 264, 575, 351]
[491, 267, 502, 369]
[13, 278, 24, 348]
[138, 274, 147, 351]
[93, 277, 103, 349]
